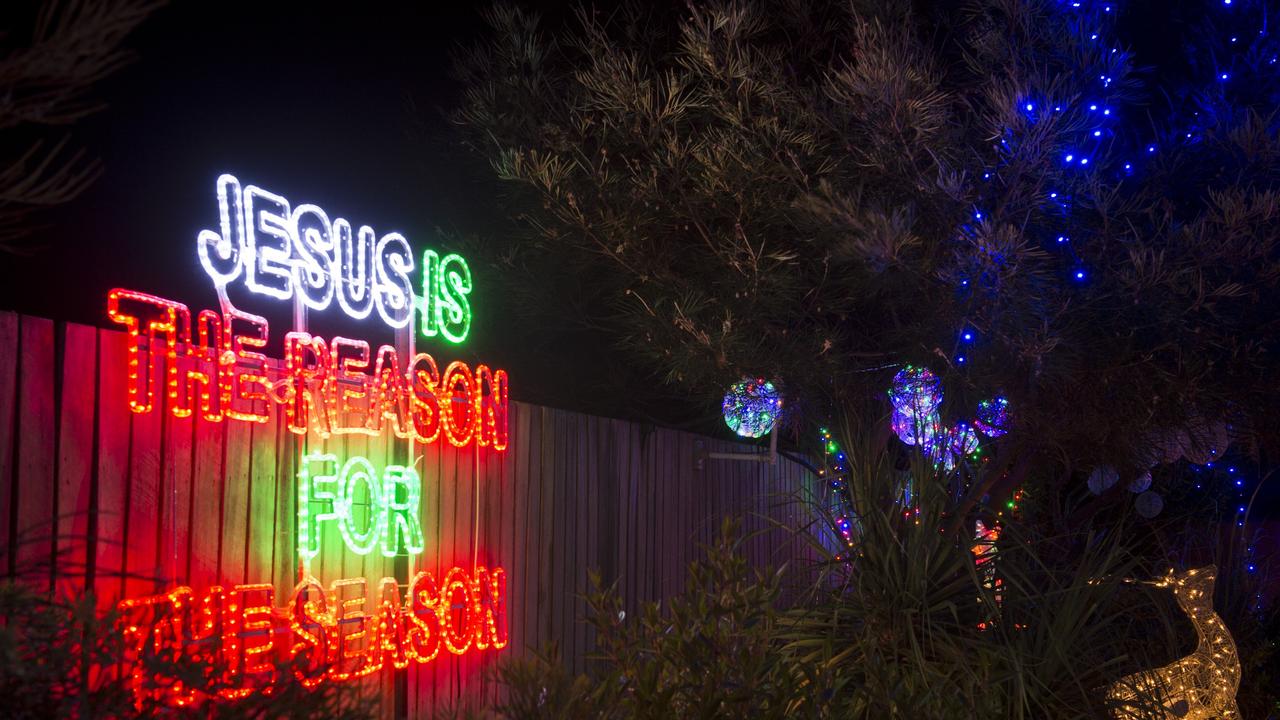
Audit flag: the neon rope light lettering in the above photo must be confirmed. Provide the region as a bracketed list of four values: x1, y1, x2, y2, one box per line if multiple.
[196, 173, 441, 330]
[297, 453, 425, 561]
[117, 568, 507, 708]
[104, 289, 509, 451]
[420, 250, 473, 343]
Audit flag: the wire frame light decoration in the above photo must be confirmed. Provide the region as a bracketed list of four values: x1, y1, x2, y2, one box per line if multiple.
[973, 397, 1010, 438]
[721, 377, 782, 438]
[1107, 567, 1241, 719]
[888, 365, 945, 450]
[887, 365, 1008, 469]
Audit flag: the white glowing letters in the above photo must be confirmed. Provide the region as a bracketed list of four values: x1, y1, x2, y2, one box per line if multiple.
[197, 174, 416, 328]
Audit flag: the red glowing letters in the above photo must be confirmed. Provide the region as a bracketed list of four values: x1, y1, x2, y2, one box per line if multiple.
[105, 289, 508, 450]
[117, 567, 507, 708]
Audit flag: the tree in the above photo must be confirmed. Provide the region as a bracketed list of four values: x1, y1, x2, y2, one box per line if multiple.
[452, 0, 1280, 491]
[0, 0, 162, 253]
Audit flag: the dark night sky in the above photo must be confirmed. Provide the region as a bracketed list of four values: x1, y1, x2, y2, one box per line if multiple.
[0, 1, 626, 414]
[1, 2, 487, 322]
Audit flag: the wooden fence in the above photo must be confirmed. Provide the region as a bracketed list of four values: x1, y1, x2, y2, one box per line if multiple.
[0, 310, 819, 714]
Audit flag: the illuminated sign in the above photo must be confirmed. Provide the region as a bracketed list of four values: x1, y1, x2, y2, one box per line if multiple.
[117, 568, 506, 708]
[197, 173, 470, 334]
[104, 289, 509, 448]
[297, 453, 425, 560]
[109, 174, 510, 705]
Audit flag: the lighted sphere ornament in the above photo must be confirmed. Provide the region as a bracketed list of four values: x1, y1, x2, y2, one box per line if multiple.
[888, 366, 943, 417]
[1127, 471, 1152, 494]
[973, 397, 1010, 438]
[890, 406, 941, 447]
[1087, 465, 1120, 495]
[1134, 491, 1164, 519]
[949, 423, 982, 457]
[721, 378, 782, 438]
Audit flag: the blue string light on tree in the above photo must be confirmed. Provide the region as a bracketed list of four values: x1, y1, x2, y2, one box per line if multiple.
[721, 377, 782, 438]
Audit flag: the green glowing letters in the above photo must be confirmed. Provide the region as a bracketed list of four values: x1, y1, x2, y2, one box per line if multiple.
[420, 250, 472, 343]
[298, 453, 425, 560]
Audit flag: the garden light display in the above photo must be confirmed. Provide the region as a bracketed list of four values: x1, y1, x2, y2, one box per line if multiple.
[886, 365, 1009, 469]
[721, 377, 782, 438]
[1106, 567, 1240, 719]
[972, 519, 1003, 629]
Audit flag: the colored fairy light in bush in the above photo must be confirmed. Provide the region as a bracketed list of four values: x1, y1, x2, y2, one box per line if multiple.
[819, 427, 858, 546]
[721, 377, 782, 438]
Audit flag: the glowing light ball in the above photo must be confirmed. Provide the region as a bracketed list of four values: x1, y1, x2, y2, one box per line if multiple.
[949, 423, 981, 457]
[1087, 465, 1119, 495]
[1135, 491, 1164, 519]
[1127, 471, 1152, 494]
[891, 406, 941, 446]
[973, 397, 1010, 438]
[888, 366, 943, 417]
[722, 378, 782, 438]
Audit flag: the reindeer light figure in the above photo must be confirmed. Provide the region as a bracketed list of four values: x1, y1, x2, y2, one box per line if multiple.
[1108, 567, 1240, 719]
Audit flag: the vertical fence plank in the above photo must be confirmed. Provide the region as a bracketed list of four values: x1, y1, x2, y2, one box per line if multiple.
[188, 413, 224, 591]
[437, 435, 460, 701]
[529, 406, 548, 653]
[162, 400, 194, 589]
[0, 312, 18, 578]
[541, 408, 559, 651]
[273, 426, 299, 599]
[512, 403, 533, 658]
[93, 329, 130, 606]
[55, 323, 97, 594]
[247, 417, 278, 593]
[123, 377, 163, 601]
[220, 421, 252, 586]
[566, 411, 583, 672]
[15, 316, 55, 587]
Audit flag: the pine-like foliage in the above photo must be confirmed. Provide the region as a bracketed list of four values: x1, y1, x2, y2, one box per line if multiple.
[453, 0, 1280, 475]
[0, 0, 163, 252]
